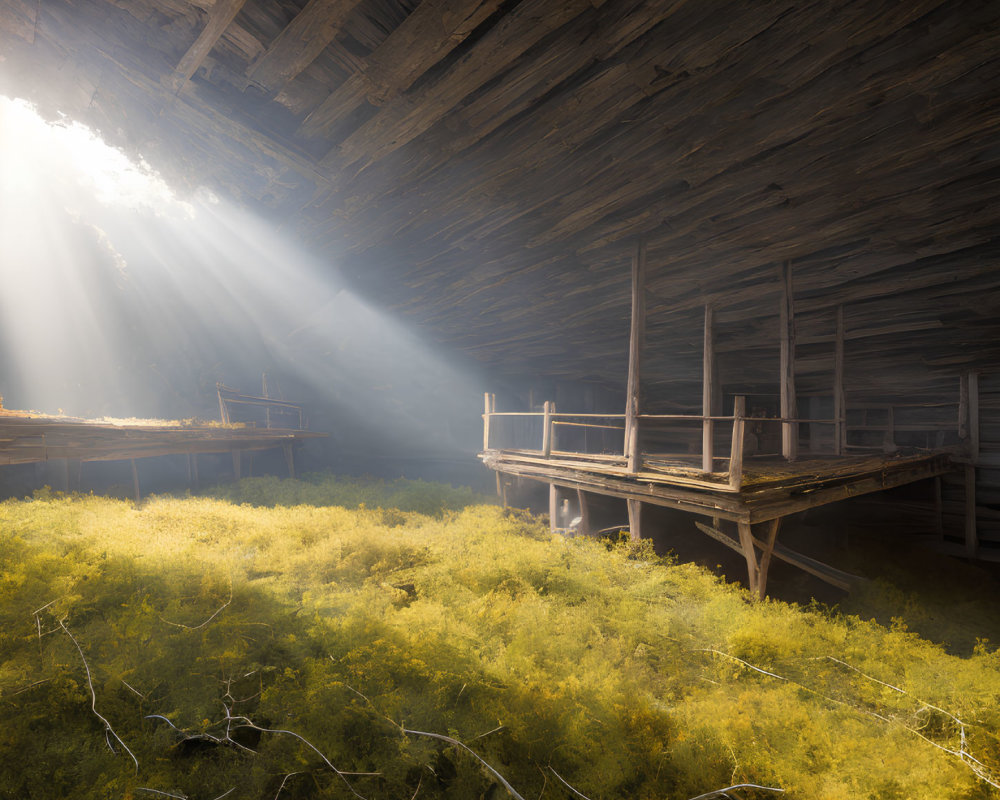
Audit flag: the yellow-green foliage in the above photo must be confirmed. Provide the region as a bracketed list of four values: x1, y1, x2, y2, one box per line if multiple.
[0, 480, 999, 799]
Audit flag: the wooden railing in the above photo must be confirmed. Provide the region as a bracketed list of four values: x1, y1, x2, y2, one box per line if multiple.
[483, 394, 753, 490]
[217, 383, 306, 430]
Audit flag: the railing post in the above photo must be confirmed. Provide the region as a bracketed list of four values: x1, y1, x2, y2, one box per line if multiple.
[542, 401, 553, 457]
[483, 392, 492, 451]
[702, 303, 715, 472]
[624, 236, 646, 470]
[728, 395, 746, 490]
[779, 261, 798, 461]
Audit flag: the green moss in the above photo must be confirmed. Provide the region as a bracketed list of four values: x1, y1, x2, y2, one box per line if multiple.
[0, 480, 997, 799]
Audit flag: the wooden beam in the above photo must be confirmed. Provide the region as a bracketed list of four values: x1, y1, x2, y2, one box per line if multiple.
[549, 482, 559, 534]
[627, 498, 642, 542]
[694, 521, 858, 592]
[232, 450, 242, 481]
[755, 518, 781, 600]
[779, 260, 798, 461]
[727, 396, 746, 490]
[299, 0, 504, 137]
[625, 237, 647, 473]
[736, 521, 759, 596]
[330, 0, 597, 168]
[969, 370, 980, 464]
[542, 401, 554, 458]
[246, 0, 363, 94]
[170, 0, 248, 92]
[283, 443, 296, 479]
[702, 303, 714, 473]
[577, 488, 591, 536]
[834, 304, 846, 455]
[483, 391, 492, 451]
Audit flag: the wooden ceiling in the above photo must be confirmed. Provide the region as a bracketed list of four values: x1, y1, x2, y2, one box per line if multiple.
[1, 0, 998, 401]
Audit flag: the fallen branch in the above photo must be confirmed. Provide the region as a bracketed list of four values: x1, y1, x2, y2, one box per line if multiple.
[548, 766, 593, 800]
[58, 619, 139, 773]
[686, 783, 785, 800]
[160, 577, 233, 631]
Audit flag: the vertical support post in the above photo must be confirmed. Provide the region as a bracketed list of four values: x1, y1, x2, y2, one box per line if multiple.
[130, 459, 140, 504]
[283, 443, 296, 478]
[737, 521, 759, 596]
[232, 450, 242, 481]
[756, 518, 781, 600]
[834, 304, 846, 455]
[969, 370, 980, 465]
[702, 304, 715, 473]
[576, 489, 590, 536]
[189, 453, 200, 488]
[728, 395, 746, 490]
[779, 261, 798, 461]
[624, 237, 647, 473]
[483, 392, 492, 451]
[965, 463, 978, 557]
[549, 483, 559, 534]
[542, 401, 554, 457]
[627, 498, 641, 542]
[959, 373, 969, 440]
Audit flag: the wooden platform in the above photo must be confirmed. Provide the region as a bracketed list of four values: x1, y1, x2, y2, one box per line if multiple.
[0, 411, 324, 466]
[482, 445, 955, 597]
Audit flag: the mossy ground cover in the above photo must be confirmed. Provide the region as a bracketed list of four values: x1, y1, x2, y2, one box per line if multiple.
[1, 476, 999, 799]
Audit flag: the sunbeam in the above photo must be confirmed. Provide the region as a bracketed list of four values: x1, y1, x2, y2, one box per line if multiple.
[0, 95, 485, 464]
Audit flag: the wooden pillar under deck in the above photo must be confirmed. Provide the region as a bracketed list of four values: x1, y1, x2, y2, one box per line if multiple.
[627, 498, 641, 542]
[232, 450, 242, 481]
[188, 453, 200, 489]
[283, 443, 296, 478]
[576, 488, 590, 536]
[737, 518, 782, 599]
[549, 483, 558, 534]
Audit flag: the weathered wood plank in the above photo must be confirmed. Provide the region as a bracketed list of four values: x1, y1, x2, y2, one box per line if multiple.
[170, 0, 248, 91]
[246, 0, 363, 94]
[299, 0, 504, 137]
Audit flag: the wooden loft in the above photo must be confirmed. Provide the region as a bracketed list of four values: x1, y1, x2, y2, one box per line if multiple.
[0, 386, 324, 501]
[480, 241, 978, 598]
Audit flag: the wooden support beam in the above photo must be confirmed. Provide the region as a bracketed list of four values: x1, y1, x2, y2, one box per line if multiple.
[737, 521, 759, 596]
[779, 261, 798, 461]
[549, 482, 558, 534]
[577, 488, 591, 536]
[283, 444, 296, 479]
[965, 463, 977, 558]
[727, 395, 746, 490]
[170, 0, 248, 92]
[542, 400, 554, 457]
[625, 237, 647, 473]
[627, 498, 642, 542]
[483, 391, 492, 451]
[834, 304, 846, 455]
[330, 0, 597, 168]
[188, 453, 199, 488]
[232, 450, 242, 481]
[695, 521, 857, 592]
[246, 0, 363, 94]
[299, 0, 504, 137]
[969, 370, 980, 465]
[702, 303, 715, 473]
[755, 518, 781, 600]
